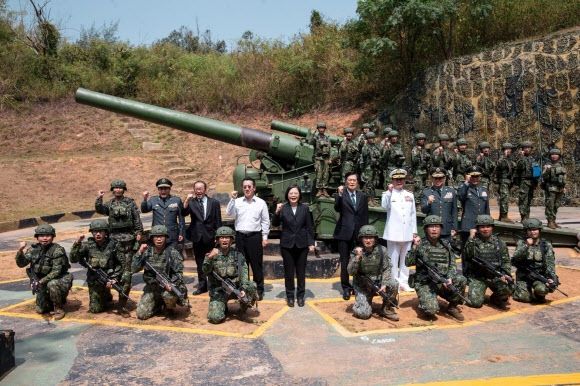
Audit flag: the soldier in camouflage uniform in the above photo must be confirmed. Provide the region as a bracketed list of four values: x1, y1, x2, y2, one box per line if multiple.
[347, 225, 399, 321]
[95, 179, 143, 310]
[378, 126, 392, 148]
[359, 132, 382, 206]
[495, 143, 516, 222]
[463, 215, 513, 309]
[405, 216, 466, 321]
[15, 224, 73, 320]
[381, 130, 405, 187]
[512, 218, 560, 303]
[452, 138, 472, 187]
[203, 226, 258, 324]
[514, 141, 538, 222]
[542, 148, 566, 229]
[338, 127, 358, 179]
[69, 219, 124, 314]
[132, 225, 188, 320]
[355, 123, 372, 152]
[309, 122, 332, 197]
[431, 134, 454, 184]
[410, 132, 431, 206]
[475, 142, 494, 190]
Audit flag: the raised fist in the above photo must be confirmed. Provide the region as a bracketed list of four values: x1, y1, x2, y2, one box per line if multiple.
[469, 229, 477, 239]
[97, 190, 105, 198]
[76, 235, 85, 243]
[138, 243, 148, 254]
[143, 191, 150, 200]
[354, 247, 363, 256]
[230, 191, 238, 199]
[186, 193, 194, 201]
[206, 248, 219, 259]
[526, 238, 534, 246]
[275, 203, 283, 214]
[428, 195, 435, 204]
[337, 185, 344, 195]
[413, 234, 421, 246]
[18, 241, 26, 251]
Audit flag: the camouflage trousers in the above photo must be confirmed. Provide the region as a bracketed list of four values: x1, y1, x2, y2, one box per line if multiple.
[497, 180, 512, 216]
[361, 168, 377, 198]
[467, 276, 513, 308]
[518, 180, 536, 218]
[352, 279, 398, 320]
[544, 190, 563, 221]
[136, 283, 179, 320]
[513, 277, 552, 303]
[340, 160, 355, 180]
[413, 174, 427, 205]
[110, 232, 136, 305]
[314, 158, 330, 189]
[36, 273, 73, 314]
[87, 281, 114, 313]
[414, 275, 467, 316]
[207, 284, 257, 324]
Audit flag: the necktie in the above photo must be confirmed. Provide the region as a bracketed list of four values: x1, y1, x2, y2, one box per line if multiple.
[198, 198, 205, 219]
[351, 192, 356, 206]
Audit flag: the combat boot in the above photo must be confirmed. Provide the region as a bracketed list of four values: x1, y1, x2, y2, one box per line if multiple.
[53, 306, 65, 320]
[547, 220, 557, 229]
[446, 304, 464, 321]
[489, 294, 509, 310]
[520, 214, 528, 223]
[378, 306, 399, 321]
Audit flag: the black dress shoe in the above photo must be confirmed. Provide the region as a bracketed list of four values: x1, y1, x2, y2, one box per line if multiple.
[287, 298, 295, 307]
[193, 288, 207, 295]
[342, 290, 351, 301]
[297, 298, 305, 307]
[258, 292, 264, 301]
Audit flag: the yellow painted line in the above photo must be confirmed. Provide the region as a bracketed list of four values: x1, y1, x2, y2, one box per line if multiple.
[183, 271, 342, 284]
[308, 295, 580, 338]
[0, 297, 36, 312]
[0, 277, 28, 285]
[246, 305, 290, 338]
[404, 372, 580, 386]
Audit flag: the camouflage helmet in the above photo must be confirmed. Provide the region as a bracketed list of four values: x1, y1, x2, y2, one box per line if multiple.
[423, 215, 443, 227]
[520, 140, 533, 148]
[358, 225, 378, 238]
[549, 147, 561, 156]
[215, 226, 236, 238]
[388, 130, 399, 138]
[523, 218, 543, 230]
[361, 123, 371, 130]
[501, 142, 514, 149]
[149, 225, 169, 238]
[456, 138, 468, 146]
[475, 215, 494, 226]
[110, 179, 127, 191]
[438, 133, 450, 141]
[316, 122, 326, 129]
[89, 219, 109, 233]
[34, 224, 56, 237]
[343, 127, 354, 134]
[478, 141, 491, 150]
[382, 127, 391, 135]
[365, 132, 376, 139]
[415, 133, 426, 140]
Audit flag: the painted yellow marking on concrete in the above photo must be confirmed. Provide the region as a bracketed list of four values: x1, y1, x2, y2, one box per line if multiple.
[0, 277, 28, 285]
[183, 271, 342, 284]
[308, 295, 580, 338]
[404, 372, 580, 386]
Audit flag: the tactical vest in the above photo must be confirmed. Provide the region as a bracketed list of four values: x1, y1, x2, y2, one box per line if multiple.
[473, 236, 502, 270]
[314, 135, 331, 158]
[86, 238, 116, 268]
[108, 199, 134, 230]
[363, 144, 381, 166]
[546, 163, 566, 191]
[455, 152, 472, 176]
[519, 156, 534, 179]
[496, 157, 514, 180]
[341, 140, 358, 162]
[411, 147, 430, 174]
[30, 243, 69, 278]
[422, 240, 452, 276]
[359, 246, 386, 280]
[214, 250, 245, 284]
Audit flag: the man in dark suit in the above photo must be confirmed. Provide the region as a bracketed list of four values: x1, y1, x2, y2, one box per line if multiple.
[333, 172, 369, 300]
[184, 180, 222, 294]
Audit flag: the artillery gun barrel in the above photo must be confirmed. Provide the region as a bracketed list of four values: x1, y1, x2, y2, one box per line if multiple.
[271, 120, 342, 145]
[75, 88, 302, 162]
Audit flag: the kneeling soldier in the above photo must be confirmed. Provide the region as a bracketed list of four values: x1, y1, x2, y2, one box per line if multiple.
[406, 215, 466, 321]
[348, 225, 399, 321]
[16, 224, 73, 320]
[512, 218, 561, 303]
[70, 219, 124, 314]
[203, 226, 258, 324]
[463, 215, 513, 309]
[132, 225, 188, 320]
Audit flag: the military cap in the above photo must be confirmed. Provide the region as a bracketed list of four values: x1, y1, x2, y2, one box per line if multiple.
[358, 225, 378, 238]
[361, 123, 371, 129]
[110, 179, 127, 191]
[156, 178, 173, 188]
[390, 168, 407, 179]
[343, 127, 354, 134]
[467, 165, 483, 176]
[34, 224, 56, 237]
[478, 141, 491, 149]
[431, 167, 447, 178]
[215, 226, 236, 238]
[316, 122, 326, 129]
[438, 133, 450, 141]
[520, 140, 533, 148]
[423, 215, 443, 227]
[415, 133, 426, 140]
[365, 132, 376, 139]
[456, 138, 468, 146]
[89, 219, 109, 233]
[475, 215, 494, 226]
[549, 147, 561, 155]
[522, 218, 543, 230]
[149, 225, 169, 237]
[501, 142, 514, 149]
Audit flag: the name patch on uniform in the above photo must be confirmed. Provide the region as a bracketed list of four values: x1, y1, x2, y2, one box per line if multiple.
[168, 203, 178, 208]
[481, 192, 487, 197]
[443, 192, 453, 199]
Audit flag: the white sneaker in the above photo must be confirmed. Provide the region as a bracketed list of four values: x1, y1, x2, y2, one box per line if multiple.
[399, 284, 412, 292]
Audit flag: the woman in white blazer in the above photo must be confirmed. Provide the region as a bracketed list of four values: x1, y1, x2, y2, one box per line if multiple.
[381, 169, 417, 291]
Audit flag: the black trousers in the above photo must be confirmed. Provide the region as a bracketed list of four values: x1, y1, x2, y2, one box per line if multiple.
[338, 238, 356, 291]
[281, 246, 308, 300]
[236, 231, 264, 293]
[193, 240, 214, 290]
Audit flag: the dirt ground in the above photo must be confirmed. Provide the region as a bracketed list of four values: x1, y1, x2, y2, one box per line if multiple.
[0, 250, 26, 281]
[312, 267, 579, 334]
[5, 286, 286, 336]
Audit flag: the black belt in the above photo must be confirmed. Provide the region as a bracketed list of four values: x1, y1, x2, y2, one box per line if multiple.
[236, 231, 261, 236]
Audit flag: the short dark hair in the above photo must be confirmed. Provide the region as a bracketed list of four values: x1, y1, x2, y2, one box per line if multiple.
[284, 184, 302, 202]
[193, 180, 207, 189]
[344, 172, 358, 182]
[241, 177, 256, 187]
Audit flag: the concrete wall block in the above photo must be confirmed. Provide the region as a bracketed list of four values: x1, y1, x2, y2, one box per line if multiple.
[472, 79, 483, 97]
[556, 36, 569, 54]
[545, 56, 557, 73]
[555, 73, 569, 92]
[502, 63, 514, 77]
[570, 68, 580, 89]
[542, 39, 555, 54]
[491, 49, 503, 62]
[569, 52, 578, 70]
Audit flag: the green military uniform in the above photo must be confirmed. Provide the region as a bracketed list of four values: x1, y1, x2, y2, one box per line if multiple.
[495, 143, 516, 222]
[452, 138, 472, 187]
[338, 128, 358, 179]
[15, 225, 73, 317]
[381, 130, 405, 186]
[131, 226, 187, 320]
[475, 142, 495, 189]
[431, 134, 454, 185]
[95, 179, 144, 307]
[463, 216, 513, 308]
[203, 227, 257, 324]
[355, 123, 372, 152]
[512, 219, 558, 303]
[405, 216, 466, 320]
[542, 148, 566, 229]
[347, 226, 398, 320]
[69, 220, 123, 313]
[514, 141, 538, 221]
[410, 133, 431, 206]
[359, 132, 381, 203]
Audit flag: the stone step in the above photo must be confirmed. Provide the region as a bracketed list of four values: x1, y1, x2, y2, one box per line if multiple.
[142, 142, 164, 151]
[162, 160, 183, 168]
[127, 122, 145, 129]
[168, 167, 193, 174]
[156, 154, 182, 160]
[128, 128, 154, 140]
[171, 174, 198, 182]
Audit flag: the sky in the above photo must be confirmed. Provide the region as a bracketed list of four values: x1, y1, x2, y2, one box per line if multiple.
[7, 0, 359, 47]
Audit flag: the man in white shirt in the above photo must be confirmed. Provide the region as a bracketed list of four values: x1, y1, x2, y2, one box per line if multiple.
[381, 169, 417, 292]
[226, 177, 270, 300]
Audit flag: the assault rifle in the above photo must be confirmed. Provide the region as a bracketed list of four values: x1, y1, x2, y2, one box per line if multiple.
[83, 259, 133, 303]
[212, 271, 255, 309]
[416, 255, 470, 306]
[523, 267, 568, 297]
[26, 268, 41, 295]
[470, 256, 515, 289]
[144, 261, 189, 306]
[361, 275, 399, 309]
